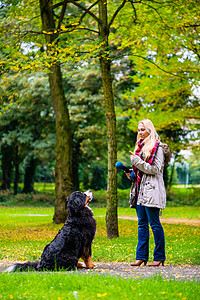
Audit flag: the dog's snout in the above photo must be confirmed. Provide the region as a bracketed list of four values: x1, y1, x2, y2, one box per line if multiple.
[84, 190, 93, 200]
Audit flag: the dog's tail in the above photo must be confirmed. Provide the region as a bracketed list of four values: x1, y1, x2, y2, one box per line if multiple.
[4, 261, 40, 272]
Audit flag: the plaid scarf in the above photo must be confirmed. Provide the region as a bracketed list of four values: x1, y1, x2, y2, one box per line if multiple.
[132, 139, 160, 196]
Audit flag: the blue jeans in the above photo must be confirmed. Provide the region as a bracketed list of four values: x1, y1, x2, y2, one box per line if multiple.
[135, 204, 166, 261]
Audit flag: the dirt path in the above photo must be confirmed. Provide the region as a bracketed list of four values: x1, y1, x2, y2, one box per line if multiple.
[117, 215, 200, 226]
[79, 262, 200, 281]
[1, 261, 199, 281]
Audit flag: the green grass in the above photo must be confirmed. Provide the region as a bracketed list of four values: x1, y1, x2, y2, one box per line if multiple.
[93, 206, 200, 220]
[0, 206, 199, 265]
[0, 206, 199, 299]
[0, 272, 199, 299]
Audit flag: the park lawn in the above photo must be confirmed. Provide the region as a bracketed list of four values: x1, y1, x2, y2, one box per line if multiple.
[0, 205, 199, 220]
[0, 206, 199, 299]
[0, 272, 199, 300]
[93, 206, 200, 220]
[0, 206, 199, 265]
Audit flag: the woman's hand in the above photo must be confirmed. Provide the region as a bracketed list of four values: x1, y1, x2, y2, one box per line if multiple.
[125, 171, 131, 179]
[129, 151, 135, 161]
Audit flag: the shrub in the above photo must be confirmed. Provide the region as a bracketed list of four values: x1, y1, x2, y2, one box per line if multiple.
[0, 190, 55, 206]
[0, 186, 199, 207]
[0, 190, 12, 203]
[167, 187, 200, 206]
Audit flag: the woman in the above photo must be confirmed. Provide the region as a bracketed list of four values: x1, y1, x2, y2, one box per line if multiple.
[129, 119, 166, 267]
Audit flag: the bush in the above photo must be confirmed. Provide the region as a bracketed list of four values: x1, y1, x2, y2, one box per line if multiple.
[0, 186, 199, 207]
[0, 190, 55, 206]
[167, 187, 200, 206]
[90, 189, 130, 208]
[91, 187, 200, 208]
[0, 190, 11, 203]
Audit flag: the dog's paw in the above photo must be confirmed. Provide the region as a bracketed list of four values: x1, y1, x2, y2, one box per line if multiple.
[87, 262, 95, 269]
[77, 262, 85, 268]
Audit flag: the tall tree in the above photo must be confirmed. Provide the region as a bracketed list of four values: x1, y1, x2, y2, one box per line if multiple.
[38, 0, 73, 223]
[67, 0, 127, 238]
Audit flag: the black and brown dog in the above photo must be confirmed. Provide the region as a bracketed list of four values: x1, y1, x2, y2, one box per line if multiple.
[5, 190, 96, 272]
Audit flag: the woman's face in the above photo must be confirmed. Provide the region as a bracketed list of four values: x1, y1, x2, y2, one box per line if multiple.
[138, 123, 150, 140]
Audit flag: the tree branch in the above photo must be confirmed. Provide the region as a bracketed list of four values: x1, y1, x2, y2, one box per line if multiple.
[130, 1, 138, 24]
[183, 24, 200, 28]
[108, 0, 127, 29]
[26, 25, 99, 36]
[60, 27, 99, 35]
[69, 0, 101, 24]
[79, 1, 99, 24]
[53, 1, 65, 9]
[57, 0, 68, 30]
[141, 2, 173, 30]
[128, 54, 188, 78]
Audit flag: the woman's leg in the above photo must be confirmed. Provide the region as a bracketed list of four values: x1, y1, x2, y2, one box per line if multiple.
[145, 207, 166, 261]
[135, 205, 149, 261]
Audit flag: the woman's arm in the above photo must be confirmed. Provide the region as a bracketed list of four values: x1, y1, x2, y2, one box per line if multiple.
[130, 146, 164, 175]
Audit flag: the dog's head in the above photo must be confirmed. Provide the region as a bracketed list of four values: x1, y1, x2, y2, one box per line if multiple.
[66, 190, 93, 216]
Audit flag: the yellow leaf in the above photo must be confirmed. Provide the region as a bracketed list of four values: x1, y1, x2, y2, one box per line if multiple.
[97, 293, 107, 297]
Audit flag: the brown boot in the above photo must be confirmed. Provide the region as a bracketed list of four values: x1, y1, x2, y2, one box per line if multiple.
[130, 260, 147, 266]
[148, 260, 165, 267]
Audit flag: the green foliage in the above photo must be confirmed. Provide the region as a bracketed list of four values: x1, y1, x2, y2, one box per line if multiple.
[0, 0, 199, 226]
[187, 151, 200, 184]
[90, 187, 200, 208]
[1, 185, 199, 208]
[0, 72, 55, 158]
[167, 187, 200, 206]
[0, 190, 55, 206]
[90, 166, 107, 190]
[64, 66, 108, 175]
[0, 71, 56, 191]
[113, 0, 200, 157]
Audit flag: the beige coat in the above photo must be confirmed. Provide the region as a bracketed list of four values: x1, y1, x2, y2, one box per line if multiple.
[130, 145, 166, 210]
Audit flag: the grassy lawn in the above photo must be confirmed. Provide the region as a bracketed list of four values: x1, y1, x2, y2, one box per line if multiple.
[0, 206, 199, 265]
[0, 205, 199, 299]
[0, 272, 199, 300]
[93, 206, 200, 220]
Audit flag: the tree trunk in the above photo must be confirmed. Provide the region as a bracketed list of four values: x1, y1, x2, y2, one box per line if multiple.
[14, 145, 20, 195]
[1, 144, 13, 190]
[98, 0, 119, 238]
[39, 0, 73, 223]
[49, 64, 73, 223]
[23, 157, 37, 193]
[167, 157, 176, 193]
[163, 166, 168, 188]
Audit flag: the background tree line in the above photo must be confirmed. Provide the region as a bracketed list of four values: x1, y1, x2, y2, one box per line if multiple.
[0, 0, 199, 238]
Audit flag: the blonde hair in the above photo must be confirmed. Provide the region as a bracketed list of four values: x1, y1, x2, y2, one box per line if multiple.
[135, 119, 159, 160]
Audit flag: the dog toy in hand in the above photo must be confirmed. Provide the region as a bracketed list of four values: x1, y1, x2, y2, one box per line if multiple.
[115, 161, 135, 180]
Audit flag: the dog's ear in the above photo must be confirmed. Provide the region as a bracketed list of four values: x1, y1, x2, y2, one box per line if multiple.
[72, 198, 84, 213]
[72, 192, 87, 213]
[67, 192, 86, 213]
[65, 196, 69, 210]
